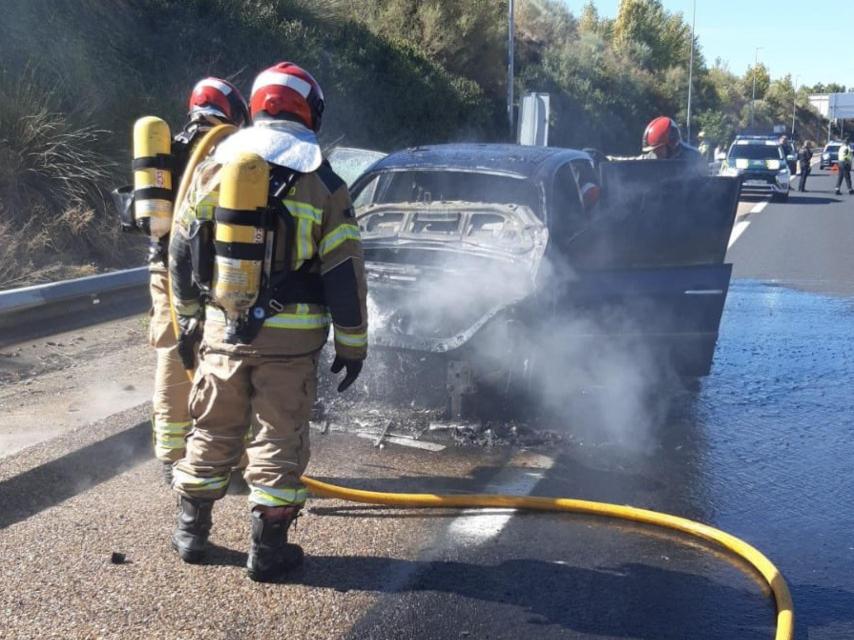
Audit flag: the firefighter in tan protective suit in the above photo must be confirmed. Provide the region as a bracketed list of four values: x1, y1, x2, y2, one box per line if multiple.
[168, 62, 367, 582]
[112, 79, 249, 484]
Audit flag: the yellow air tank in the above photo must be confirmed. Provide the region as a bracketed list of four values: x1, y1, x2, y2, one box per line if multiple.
[213, 152, 270, 325]
[132, 116, 174, 238]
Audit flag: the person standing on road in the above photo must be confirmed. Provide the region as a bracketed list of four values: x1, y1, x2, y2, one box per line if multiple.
[835, 142, 854, 195]
[797, 141, 813, 192]
[168, 62, 368, 582]
[113, 78, 249, 485]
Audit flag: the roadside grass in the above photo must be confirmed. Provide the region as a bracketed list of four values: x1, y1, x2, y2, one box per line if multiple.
[0, 71, 144, 288]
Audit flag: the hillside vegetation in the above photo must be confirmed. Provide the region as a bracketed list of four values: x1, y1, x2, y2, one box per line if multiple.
[0, 0, 832, 286]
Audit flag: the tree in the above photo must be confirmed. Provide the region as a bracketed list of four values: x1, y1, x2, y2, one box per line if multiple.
[578, 1, 599, 35]
[696, 109, 735, 148]
[353, 0, 508, 97]
[804, 82, 847, 94]
[612, 0, 691, 71]
[742, 63, 771, 101]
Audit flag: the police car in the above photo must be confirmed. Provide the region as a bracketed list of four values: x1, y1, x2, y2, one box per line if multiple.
[720, 137, 790, 202]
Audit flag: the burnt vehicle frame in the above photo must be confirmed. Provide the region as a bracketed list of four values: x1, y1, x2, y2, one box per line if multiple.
[349, 144, 740, 417]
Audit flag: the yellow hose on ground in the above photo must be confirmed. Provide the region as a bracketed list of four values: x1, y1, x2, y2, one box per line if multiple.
[168, 126, 794, 640]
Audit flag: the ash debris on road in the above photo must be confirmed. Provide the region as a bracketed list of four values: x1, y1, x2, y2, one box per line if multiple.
[313, 396, 564, 450]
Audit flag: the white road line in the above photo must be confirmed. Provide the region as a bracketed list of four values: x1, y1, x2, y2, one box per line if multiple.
[728, 220, 751, 249]
[751, 200, 769, 214]
[447, 451, 555, 544]
[729, 197, 769, 249]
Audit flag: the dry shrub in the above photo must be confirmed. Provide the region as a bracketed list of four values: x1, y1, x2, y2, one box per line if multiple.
[0, 71, 143, 287]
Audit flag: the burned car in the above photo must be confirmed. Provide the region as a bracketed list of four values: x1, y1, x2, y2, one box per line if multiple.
[351, 144, 739, 416]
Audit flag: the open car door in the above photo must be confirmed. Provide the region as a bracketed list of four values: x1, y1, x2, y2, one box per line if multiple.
[555, 160, 740, 377]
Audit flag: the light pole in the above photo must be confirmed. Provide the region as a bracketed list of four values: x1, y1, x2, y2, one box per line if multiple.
[686, 0, 696, 143]
[751, 47, 763, 128]
[507, 0, 515, 140]
[791, 75, 799, 136]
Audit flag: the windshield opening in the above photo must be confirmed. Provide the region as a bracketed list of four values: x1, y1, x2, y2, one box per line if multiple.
[355, 170, 542, 218]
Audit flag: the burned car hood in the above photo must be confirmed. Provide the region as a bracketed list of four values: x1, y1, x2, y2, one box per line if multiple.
[358, 201, 548, 352]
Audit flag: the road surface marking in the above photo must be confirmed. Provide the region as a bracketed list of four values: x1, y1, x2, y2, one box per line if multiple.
[729, 198, 769, 249]
[447, 451, 555, 544]
[684, 289, 725, 295]
[751, 200, 769, 214]
[728, 220, 751, 248]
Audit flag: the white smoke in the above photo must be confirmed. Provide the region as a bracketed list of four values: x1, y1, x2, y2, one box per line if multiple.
[361, 247, 681, 452]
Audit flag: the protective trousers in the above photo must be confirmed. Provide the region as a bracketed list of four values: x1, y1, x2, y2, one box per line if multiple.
[149, 267, 192, 461]
[172, 320, 318, 507]
[836, 161, 853, 192]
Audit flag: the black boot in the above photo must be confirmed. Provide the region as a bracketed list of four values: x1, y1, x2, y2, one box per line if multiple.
[172, 496, 213, 564]
[246, 506, 304, 582]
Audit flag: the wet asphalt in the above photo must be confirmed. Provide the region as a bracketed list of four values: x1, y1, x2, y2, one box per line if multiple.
[2, 170, 854, 639]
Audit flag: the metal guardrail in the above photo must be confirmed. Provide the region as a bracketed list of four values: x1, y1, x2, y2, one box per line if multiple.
[0, 267, 148, 315]
[0, 267, 150, 344]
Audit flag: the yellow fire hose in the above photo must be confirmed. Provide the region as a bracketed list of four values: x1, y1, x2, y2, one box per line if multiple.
[167, 125, 794, 640]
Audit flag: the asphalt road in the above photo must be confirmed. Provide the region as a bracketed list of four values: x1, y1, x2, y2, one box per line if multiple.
[2, 170, 854, 639]
[728, 168, 854, 295]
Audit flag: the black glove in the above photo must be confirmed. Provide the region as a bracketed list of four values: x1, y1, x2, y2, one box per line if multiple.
[176, 316, 202, 371]
[331, 355, 363, 393]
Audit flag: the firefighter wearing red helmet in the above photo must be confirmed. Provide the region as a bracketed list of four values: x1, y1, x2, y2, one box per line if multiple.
[169, 62, 367, 581]
[112, 78, 249, 485]
[642, 116, 706, 173]
[174, 77, 251, 175]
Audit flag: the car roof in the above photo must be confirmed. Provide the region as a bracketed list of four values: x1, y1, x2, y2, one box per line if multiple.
[367, 143, 589, 179]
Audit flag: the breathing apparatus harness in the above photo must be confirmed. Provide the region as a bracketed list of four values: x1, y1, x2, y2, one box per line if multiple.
[190, 165, 325, 344]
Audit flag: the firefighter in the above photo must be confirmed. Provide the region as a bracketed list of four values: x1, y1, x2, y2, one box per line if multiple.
[835, 142, 853, 195]
[797, 141, 813, 192]
[642, 116, 707, 174]
[114, 78, 249, 485]
[168, 62, 367, 581]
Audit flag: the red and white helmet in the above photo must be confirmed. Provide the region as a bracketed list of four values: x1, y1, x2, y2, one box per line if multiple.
[188, 77, 250, 127]
[642, 116, 681, 155]
[250, 62, 325, 132]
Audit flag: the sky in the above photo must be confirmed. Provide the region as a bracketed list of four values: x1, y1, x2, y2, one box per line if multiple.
[563, 0, 854, 91]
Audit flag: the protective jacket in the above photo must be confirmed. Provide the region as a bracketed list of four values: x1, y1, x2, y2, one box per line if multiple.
[169, 125, 368, 361]
[838, 145, 852, 166]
